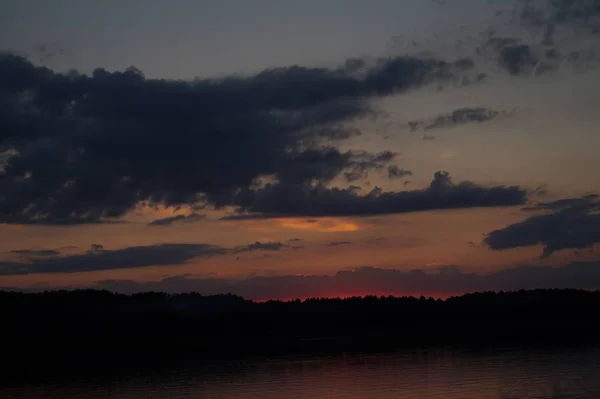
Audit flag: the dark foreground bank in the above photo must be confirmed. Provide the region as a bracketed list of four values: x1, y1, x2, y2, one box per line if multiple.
[2, 288, 599, 383]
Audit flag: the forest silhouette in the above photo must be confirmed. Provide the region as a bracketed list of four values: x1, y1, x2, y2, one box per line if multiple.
[2, 288, 599, 383]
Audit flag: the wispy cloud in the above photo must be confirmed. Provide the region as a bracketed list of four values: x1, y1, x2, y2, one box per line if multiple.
[407, 107, 514, 132]
[0, 243, 223, 275]
[148, 213, 206, 226]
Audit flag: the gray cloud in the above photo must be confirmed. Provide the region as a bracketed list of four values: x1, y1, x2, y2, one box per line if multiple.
[229, 171, 527, 218]
[9, 249, 60, 257]
[499, 42, 547, 75]
[407, 107, 510, 132]
[481, 0, 600, 75]
[327, 241, 352, 246]
[476, 36, 558, 76]
[0, 239, 312, 275]
[0, 243, 227, 275]
[0, 52, 476, 225]
[485, 194, 600, 258]
[148, 213, 206, 227]
[233, 241, 287, 254]
[387, 165, 413, 179]
[237, 253, 282, 261]
[88, 262, 600, 300]
[516, 0, 600, 38]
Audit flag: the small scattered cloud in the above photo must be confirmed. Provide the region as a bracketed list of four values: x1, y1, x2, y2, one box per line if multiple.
[327, 241, 353, 247]
[148, 213, 206, 226]
[530, 184, 550, 198]
[514, 0, 600, 40]
[87, 243, 105, 254]
[407, 107, 513, 132]
[233, 241, 287, 254]
[387, 165, 413, 179]
[498, 43, 546, 76]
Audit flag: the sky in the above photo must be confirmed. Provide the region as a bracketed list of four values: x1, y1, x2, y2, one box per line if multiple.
[1, 0, 600, 300]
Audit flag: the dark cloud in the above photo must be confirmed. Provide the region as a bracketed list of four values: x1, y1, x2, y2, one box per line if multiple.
[34, 44, 65, 65]
[337, 151, 399, 182]
[485, 194, 600, 258]
[148, 213, 206, 226]
[88, 243, 104, 254]
[0, 239, 307, 275]
[476, 37, 559, 76]
[530, 184, 550, 198]
[315, 150, 398, 183]
[90, 262, 600, 300]
[9, 249, 60, 257]
[0, 243, 227, 275]
[499, 43, 544, 75]
[327, 241, 352, 246]
[407, 107, 511, 132]
[0, 52, 476, 225]
[387, 165, 412, 179]
[233, 241, 287, 254]
[228, 171, 527, 218]
[516, 0, 600, 36]
[483, 0, 600, 73]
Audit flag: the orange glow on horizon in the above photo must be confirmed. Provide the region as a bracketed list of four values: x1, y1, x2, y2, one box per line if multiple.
[0, 223, 24, 231]
[275, 217, 359, 232]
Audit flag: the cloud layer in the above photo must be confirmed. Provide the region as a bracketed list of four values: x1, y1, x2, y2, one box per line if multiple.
[0, 239, 301, 275]
[88, 262, 600, 300]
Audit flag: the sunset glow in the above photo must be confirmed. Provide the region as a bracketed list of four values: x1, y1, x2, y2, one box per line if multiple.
[0, 0, 599, 300]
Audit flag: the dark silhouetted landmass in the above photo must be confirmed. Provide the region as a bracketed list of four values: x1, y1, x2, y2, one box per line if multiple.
[1, 289, 599, 384]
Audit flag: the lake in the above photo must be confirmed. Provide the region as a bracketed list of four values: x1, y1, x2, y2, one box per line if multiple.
[4, 347, 600, 398]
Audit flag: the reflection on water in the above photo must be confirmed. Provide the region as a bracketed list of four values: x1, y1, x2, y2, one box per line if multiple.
[5, 348, 600, 398]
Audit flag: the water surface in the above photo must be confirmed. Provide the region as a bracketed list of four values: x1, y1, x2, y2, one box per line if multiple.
[5, 348, 600, 398]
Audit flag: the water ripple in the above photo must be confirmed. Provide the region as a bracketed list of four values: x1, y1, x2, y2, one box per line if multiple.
[4, 348, 600, 398]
